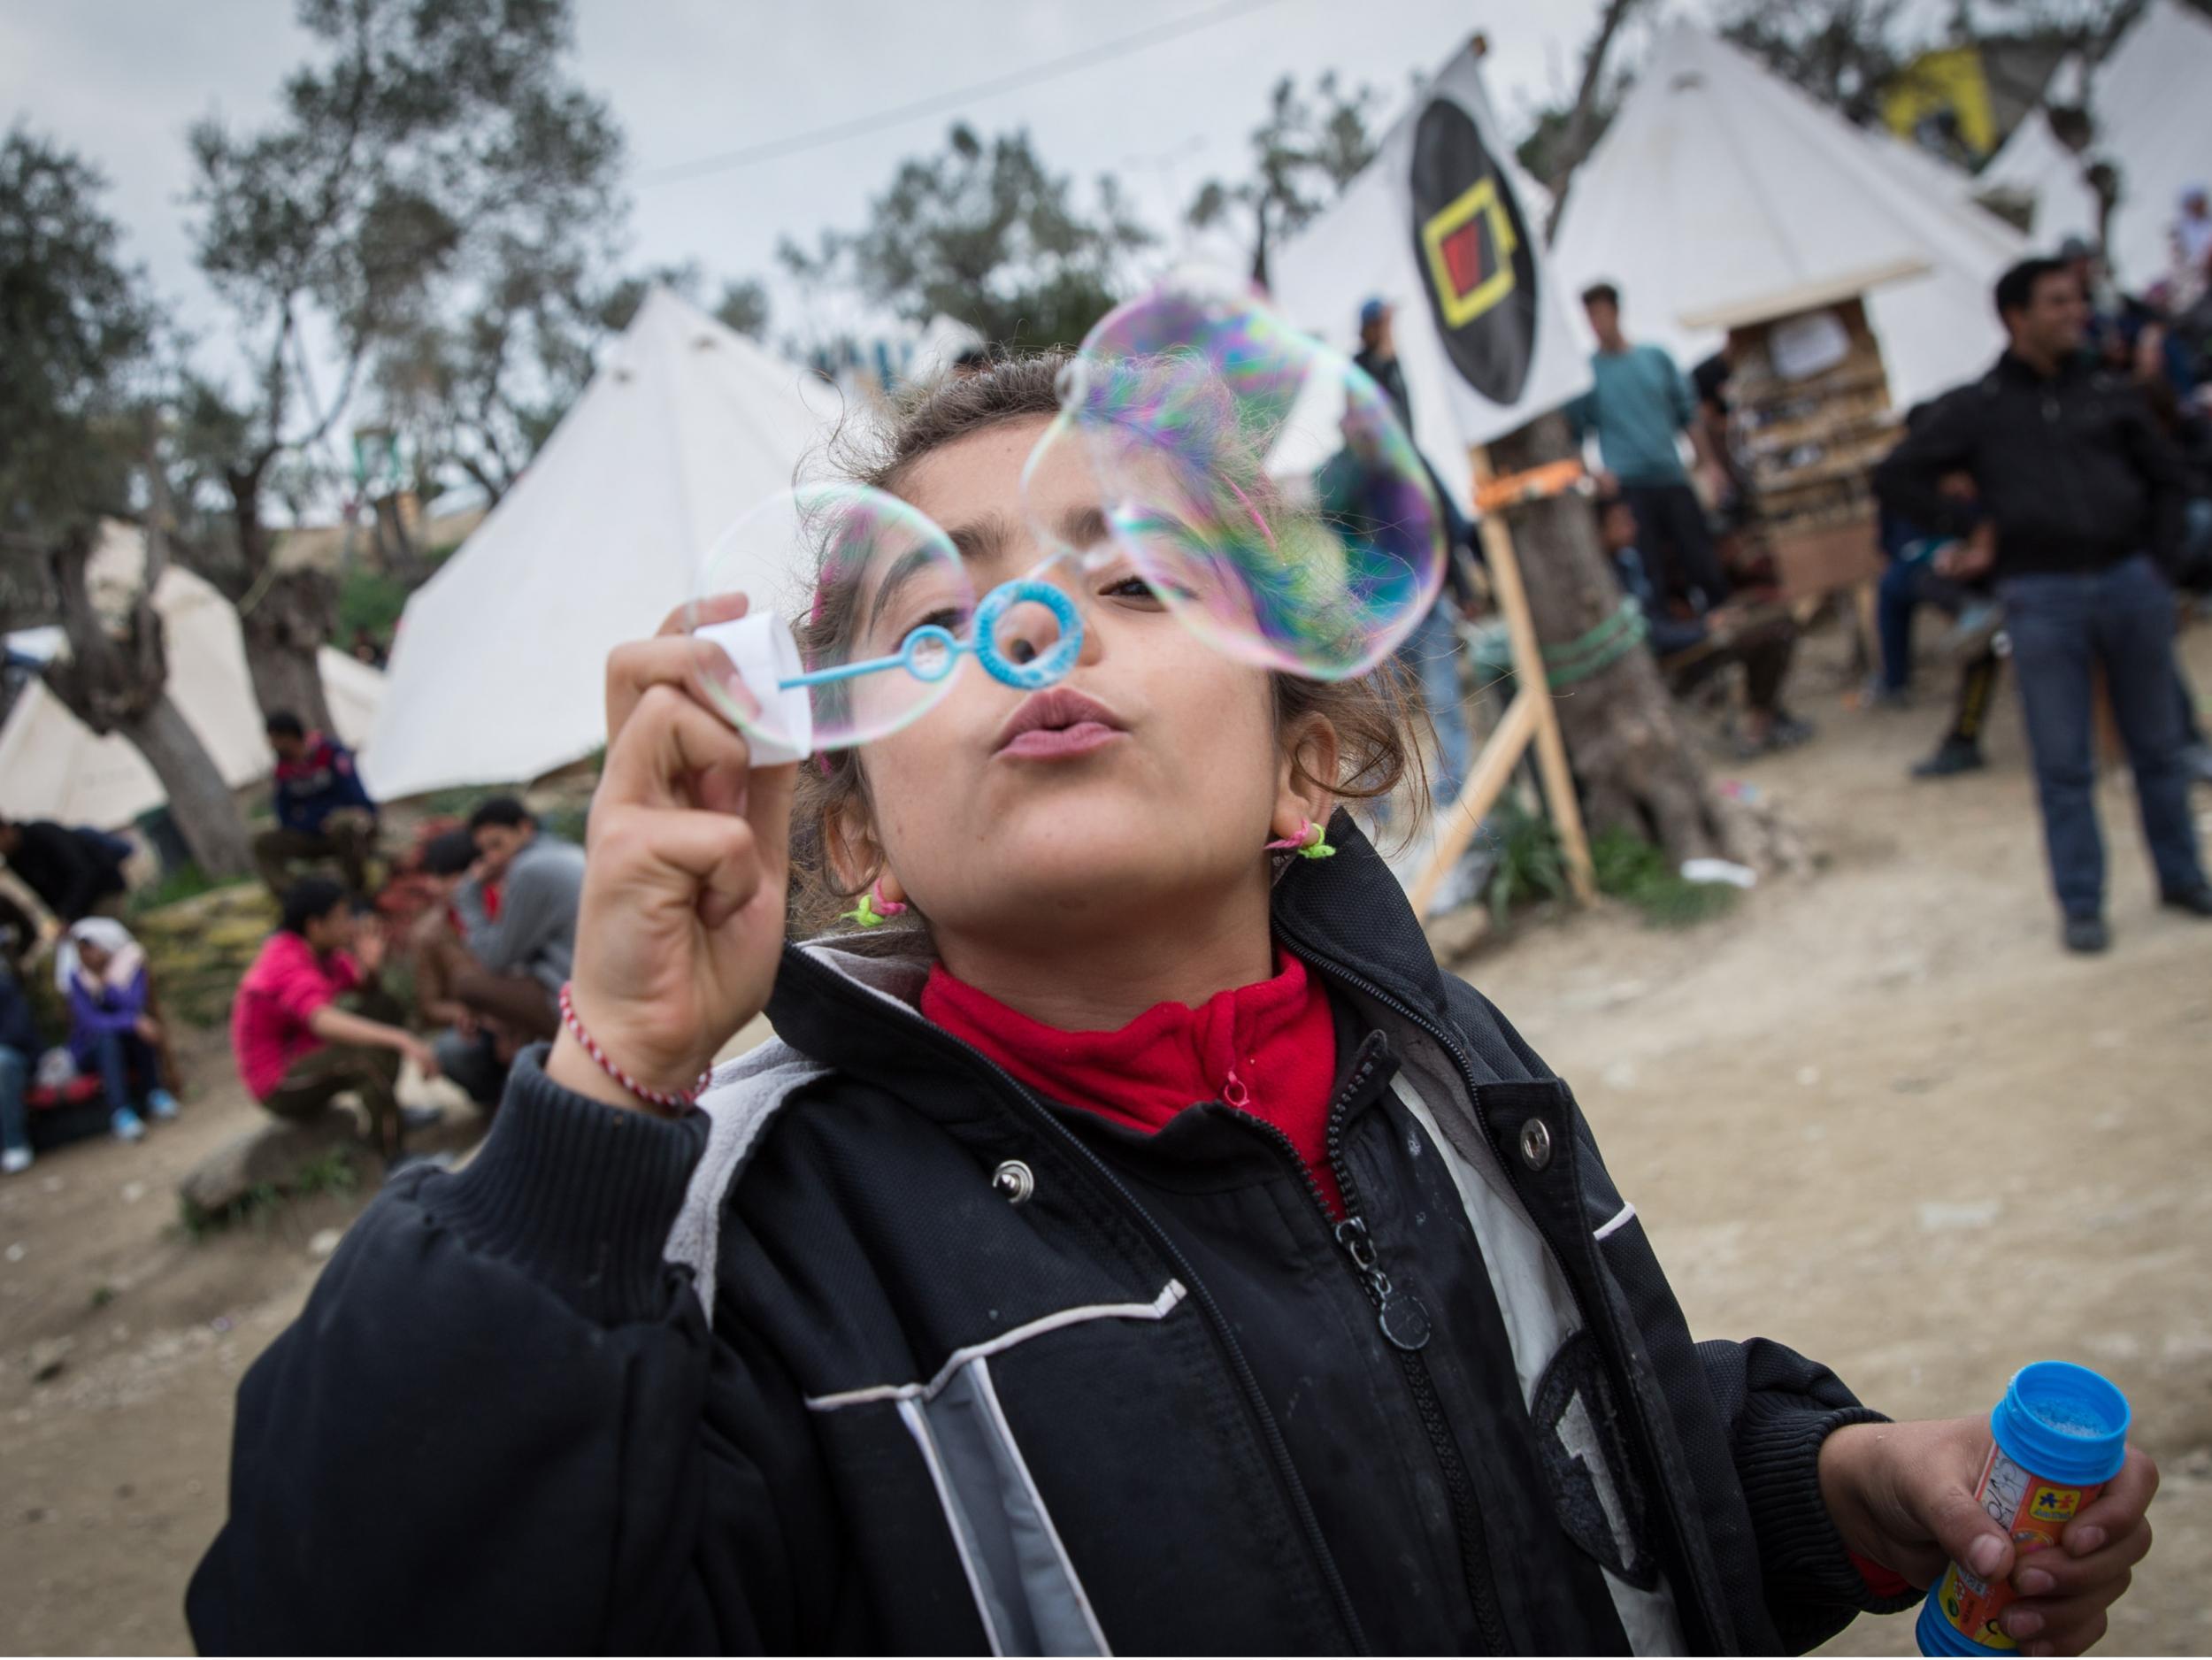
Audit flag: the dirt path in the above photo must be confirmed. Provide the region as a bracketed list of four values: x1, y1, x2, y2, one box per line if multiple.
[4, 626, 2207, 1655]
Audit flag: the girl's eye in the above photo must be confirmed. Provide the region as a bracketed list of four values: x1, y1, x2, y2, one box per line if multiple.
[1101, 575, 1170, 606]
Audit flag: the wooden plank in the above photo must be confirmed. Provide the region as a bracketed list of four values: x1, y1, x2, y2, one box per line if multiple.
[1409, 685, 1541, 917]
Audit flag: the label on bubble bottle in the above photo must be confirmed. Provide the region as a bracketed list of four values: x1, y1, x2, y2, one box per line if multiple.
[1930, 1444, 2101, 1651]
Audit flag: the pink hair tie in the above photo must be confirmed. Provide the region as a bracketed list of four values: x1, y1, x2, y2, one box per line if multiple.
[842, 880, 908, 928]
[1266, 818, 1335, 860]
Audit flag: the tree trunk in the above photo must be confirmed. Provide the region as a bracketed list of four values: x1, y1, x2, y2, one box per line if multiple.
[116, 696, 255, 876]
[372, 493, 426, 585]
[1489, 411, 1747, 865]
[39, 524, 254, 879]
[221, 460, 337, 732]
[239, 567, 337, 734]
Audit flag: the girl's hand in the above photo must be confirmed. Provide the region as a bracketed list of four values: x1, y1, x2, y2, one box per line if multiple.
[549, 596, 795, 1114]
[1820, 1418, 2157, 1655]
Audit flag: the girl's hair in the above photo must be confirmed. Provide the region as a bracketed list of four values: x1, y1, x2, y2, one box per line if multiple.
[788, 350, 1431, 933]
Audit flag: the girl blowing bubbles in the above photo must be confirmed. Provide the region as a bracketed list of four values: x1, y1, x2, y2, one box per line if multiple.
[190, 358, 2153, 1655]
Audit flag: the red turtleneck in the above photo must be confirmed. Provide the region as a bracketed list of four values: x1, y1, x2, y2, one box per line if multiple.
[922, 953, 1345, 1216]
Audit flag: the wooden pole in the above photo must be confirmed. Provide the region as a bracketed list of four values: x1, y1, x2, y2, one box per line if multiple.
[1469, 447, 1596, 903]
[1408, 686, 1540, 916]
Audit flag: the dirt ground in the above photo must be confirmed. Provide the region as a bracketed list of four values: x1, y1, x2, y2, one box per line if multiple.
[4, 624, 2207, 1656]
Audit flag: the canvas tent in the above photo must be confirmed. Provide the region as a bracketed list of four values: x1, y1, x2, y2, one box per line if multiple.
[364, 287, 844, 799]
[1978, 0, 2212, 287]
[1974, 108, 2102, 247]
[0, 522, 383, 829]
[1271, 44, 1585, 513]
[1549, 23, 2029, 413]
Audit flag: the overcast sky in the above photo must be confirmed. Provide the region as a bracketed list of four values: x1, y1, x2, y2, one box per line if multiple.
[1, 0, 1725, 450]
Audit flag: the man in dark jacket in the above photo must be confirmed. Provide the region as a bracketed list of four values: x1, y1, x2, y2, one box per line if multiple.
[1874, 256, 2212, 953]
[0, 815, 129, 921]
[252, 711, 379, 897]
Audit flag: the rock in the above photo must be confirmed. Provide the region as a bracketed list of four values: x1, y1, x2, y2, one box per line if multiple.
[1918, 1198, 2003, 1232]
[308, 1227, 342, 1259]
[177, 1111, 360, 1216]
[27, 1334, 73, 1381]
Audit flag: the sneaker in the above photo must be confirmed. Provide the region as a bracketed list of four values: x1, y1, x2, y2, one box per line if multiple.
[2062, 915, 2111, 954]
[399, 1104, 446, 1134]
[111, 1107, 146, 1142]
[2160, 884, 2212, 917]
[1768, 713, 1816, 749]
[2, 1146, 31, 1175]
[146, 1088, 180, 1121]
[1912, 737, 1986, 779]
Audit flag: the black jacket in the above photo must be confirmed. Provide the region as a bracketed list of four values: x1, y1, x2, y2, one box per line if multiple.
[1872, 351, 2187, 578]
[188, 819, 1907, 1655]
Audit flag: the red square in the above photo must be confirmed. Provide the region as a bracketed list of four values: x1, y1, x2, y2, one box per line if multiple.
[1440, 222, 1487, 297]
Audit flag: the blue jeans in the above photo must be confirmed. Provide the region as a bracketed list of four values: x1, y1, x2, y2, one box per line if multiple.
[1397, 603, 1471, 806]
[2000, 556, 2207, 917]
[0, 1047, 27, 1155]
[88, 1028, 157, 1116]
[1876, 558, 1975, 691]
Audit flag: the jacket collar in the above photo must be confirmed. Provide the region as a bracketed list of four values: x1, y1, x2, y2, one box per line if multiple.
[1997, 348, 2077, 388]
[767, 809, 1452, 1095]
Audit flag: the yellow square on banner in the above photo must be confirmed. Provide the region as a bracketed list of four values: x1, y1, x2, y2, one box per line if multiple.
[1420, 176, 1519, 329]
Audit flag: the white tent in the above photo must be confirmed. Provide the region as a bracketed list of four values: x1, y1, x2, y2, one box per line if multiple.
[364, 287, 845, 799]
[1978, 0, 2212, 287]
[0, 522, 383, 829]
[1550, 23, 2029, 412]
[1974, 109, 2101, 247]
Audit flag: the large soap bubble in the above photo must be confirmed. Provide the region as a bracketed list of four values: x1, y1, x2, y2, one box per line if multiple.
[686, 483, 977, 759]
[1025, 273, 1446, 680]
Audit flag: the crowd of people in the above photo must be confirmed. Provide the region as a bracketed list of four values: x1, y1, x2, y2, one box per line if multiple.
[1346, 234, 2209, 956]
[0, 691, 587, 1172]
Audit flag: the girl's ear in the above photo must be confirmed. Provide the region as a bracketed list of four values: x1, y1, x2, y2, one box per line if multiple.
[1271, 711, 1340, 844]
[825, 794, 886, 897]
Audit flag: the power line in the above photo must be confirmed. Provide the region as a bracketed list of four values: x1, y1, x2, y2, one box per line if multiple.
[636, 0, 1285, 188]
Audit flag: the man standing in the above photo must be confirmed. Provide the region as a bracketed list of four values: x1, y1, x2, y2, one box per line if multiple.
[1570, 281, 1732, 610]
[253, 711, 379, 897]
[1353, 298, 1414, 434]
[1345, 297, 1479, 808]
[231, 878, 442, 1168]
[0, 815, 129, 921]
[1875, 257, 2212, 952]
[450, 797, 585, 1048]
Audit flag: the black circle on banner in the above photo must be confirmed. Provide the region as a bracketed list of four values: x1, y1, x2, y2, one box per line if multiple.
[1408, 96, 1540, 404]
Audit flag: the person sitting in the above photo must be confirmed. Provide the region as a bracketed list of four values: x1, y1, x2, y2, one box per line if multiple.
[1601, 489, 1812, 756]
[231, 878, 442, 1169]
[58, 918, 178, 1142]
[408, 829, 510, 1110]
[252, 712, 379, 897]
[0, 815, 130, 922]
[449, 797, 586, 1051]
[1, 952, 40, 1175]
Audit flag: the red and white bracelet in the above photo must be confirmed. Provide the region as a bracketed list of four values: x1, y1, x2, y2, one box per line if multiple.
[557, 982, 711, 1112]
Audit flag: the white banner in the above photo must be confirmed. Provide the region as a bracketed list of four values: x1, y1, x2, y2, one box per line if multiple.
[1273, 46, 1590, 508]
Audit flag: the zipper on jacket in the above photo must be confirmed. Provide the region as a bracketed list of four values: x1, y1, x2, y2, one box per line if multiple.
[1220, 1053, 1508, 1655]
[780, 949, 1372, 1656]
[1269, 926, 1733, 1643]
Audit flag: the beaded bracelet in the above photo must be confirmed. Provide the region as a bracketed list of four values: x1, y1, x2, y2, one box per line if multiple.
[557, 982, 711, 1112]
